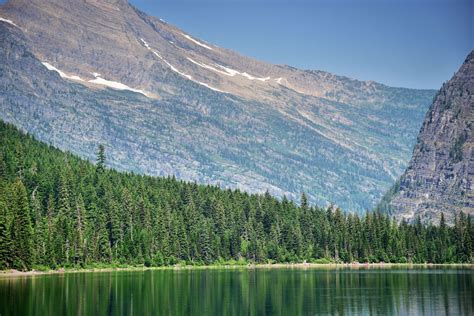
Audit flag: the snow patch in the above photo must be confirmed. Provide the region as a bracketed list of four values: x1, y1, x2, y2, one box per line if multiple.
[181, 33, 213, 50]
[42, 62, 85, 82]
[141, 38, 163, 59]
[215, 64, 270, 81]
[161, 56, 223, 91]
[140, 38, 224, 93]
[140, 38, 150, 49]
[241, 72, 270, 82]
[42, 62, 149, 97]
[215, 64, 239, 76]
[0, 17, 19, 28]
[163, 59, 192, 80]
[152, 51, 164, 60]
[187, 58, 234, 77]
[194, 81, 224, 93]
[164, 58, 222, 91]
[190, 60, 271, 82]
[88, 77, 149, 96]
[276, 77, 284, 84]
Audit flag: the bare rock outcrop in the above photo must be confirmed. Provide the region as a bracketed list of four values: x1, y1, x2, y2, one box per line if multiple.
[382, 51, 473, 223]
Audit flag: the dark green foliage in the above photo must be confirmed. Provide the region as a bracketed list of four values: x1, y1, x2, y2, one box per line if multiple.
[10, 179, 34, 270]
[96, 144, 106, 174]
[0, 200, 12, 269]
[0, 121, 471, 270]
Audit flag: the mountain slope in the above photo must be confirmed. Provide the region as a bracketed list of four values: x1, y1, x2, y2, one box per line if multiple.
[380, 51, 474, 223]
[0, 0, 435, 211]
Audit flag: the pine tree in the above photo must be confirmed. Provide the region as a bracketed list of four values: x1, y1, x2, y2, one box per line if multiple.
[11, 179, 34, 270]
[108, 199, 122, 261]
[438, 213, 449, 263]
[55, 171, 73, 264]
[176, 215, 189, 260]
[198, 218, 213, 264]
[96, 144, 106, 173]
[44, 194, 56, 267]
[34, 216, 49, 266]
[121, 188, 135, 260]
[73, 194, 86, 264]
[14, 144, 25, 180]
[0, 153, 6, 181]
[300, 192, 313, 258]
[466, 215, 473, 263]
[0, 121, 472, 270]
[157, 204, 171, 259]
[0, 200, 12, 269]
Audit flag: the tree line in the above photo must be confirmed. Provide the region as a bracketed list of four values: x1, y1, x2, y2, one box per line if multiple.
[0, 121, 472, 270]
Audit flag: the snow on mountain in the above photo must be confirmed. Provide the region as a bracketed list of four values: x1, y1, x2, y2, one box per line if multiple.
[0, 0, 436, 212]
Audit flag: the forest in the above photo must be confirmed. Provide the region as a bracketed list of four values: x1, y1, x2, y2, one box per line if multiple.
[0, 121, 472, 271]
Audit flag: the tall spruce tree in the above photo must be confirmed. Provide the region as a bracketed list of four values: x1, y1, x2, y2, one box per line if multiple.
[0, 200, 12, 269]
[11, 179, 33, 270]
[96, 144, 106, 174]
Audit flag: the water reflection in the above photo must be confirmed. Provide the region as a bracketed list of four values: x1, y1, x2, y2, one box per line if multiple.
[1, 267, 472, 315]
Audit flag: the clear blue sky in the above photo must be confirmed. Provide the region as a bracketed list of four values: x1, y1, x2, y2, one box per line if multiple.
[129, 0, 473, 89]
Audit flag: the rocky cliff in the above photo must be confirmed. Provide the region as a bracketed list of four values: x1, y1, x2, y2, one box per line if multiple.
[380, 51, 473, 223]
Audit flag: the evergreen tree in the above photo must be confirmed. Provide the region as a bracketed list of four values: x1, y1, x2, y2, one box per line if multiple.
[14, 144, 25, 180]
[0, 200, 12, 269]
[0, 121, 471, 270]
[55, 171, 73, 264]
[300, 192, 313, 258]
[0, 153, 6, 180]
[438, 213, 449, 262]
[73, 194, 86, 264]
[11, 179, 34, 270]
[198, 218, 213, 264]
[96, 144, 106, 173]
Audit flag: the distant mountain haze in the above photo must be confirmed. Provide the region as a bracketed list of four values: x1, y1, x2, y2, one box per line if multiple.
[0, 0, 435, 212]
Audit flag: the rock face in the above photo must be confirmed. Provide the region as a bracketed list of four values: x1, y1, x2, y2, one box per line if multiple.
[380, 51, 474, 223]
[0, 0, 435, 212]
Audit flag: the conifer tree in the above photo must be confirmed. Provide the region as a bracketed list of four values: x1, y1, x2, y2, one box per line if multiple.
[0, 153, 6, 181]
[55, 171, 73, 264]
[96, 144, 106, 173]
[438, 213, 449, 262]
[14, 144, 25, 180]
[44, 194, 56, 267]
[199, 219, 214, 264]
[0, 200, 12, 269]
[0, 121, 472, 270]
[11, 179, 33, 270]
[73, 194, 86, 264]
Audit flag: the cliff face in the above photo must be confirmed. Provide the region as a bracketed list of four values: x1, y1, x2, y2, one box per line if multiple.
[0, 0, 435, 212]
[383, 51, 474, 223]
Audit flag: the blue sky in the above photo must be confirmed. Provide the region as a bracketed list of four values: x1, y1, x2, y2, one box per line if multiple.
[130, 0, 473, 89]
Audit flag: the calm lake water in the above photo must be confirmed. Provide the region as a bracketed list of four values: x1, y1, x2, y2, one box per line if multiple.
[0, 267, 472, 315]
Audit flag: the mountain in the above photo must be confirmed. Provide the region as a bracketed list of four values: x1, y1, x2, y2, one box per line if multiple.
[379, 51, 474, 223]
[0, 0, 435, 212]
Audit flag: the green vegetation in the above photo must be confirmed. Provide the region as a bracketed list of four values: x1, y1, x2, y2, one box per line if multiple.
[0, 121, 472, 271]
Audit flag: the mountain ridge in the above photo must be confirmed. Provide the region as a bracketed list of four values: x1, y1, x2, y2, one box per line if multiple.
[0, 0, 435, 211]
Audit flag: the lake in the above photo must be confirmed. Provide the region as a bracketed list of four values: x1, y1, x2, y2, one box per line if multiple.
[0, 266, 472, 315]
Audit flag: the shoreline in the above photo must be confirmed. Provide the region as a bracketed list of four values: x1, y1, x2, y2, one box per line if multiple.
[1, 262, 473, 278]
